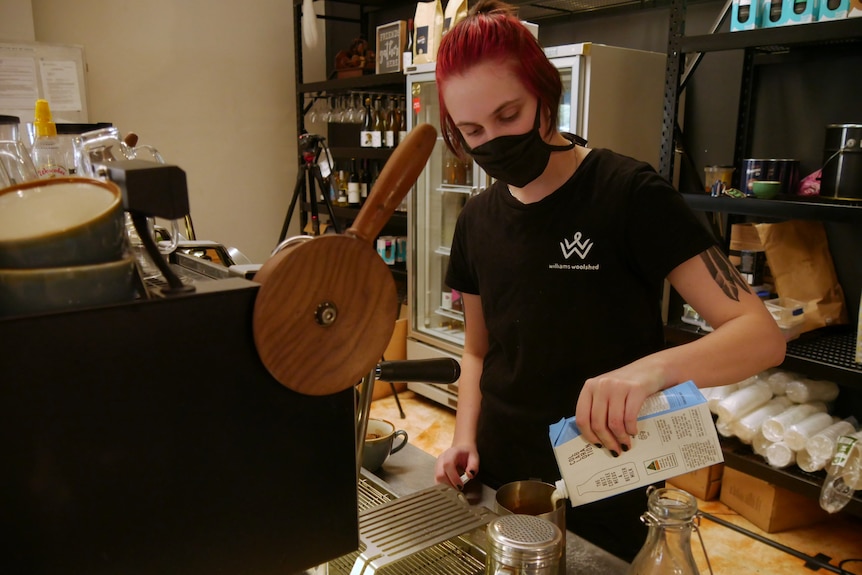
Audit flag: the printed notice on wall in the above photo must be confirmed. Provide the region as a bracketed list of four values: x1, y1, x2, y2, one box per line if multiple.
[40, 60, 82, 112]
[0, 42, 89, 123]
[0, 56, 39, 110]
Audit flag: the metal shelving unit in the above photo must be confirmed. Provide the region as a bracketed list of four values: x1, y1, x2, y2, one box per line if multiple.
[661, 7, 862, 517]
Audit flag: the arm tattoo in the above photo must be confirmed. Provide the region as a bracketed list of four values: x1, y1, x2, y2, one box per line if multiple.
[700, 246, 752, 302]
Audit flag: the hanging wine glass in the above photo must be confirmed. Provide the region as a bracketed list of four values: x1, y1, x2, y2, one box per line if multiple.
[345, 93, 357, 124]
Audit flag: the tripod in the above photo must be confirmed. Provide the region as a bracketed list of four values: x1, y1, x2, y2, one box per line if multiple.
[279, 135, 340, 242]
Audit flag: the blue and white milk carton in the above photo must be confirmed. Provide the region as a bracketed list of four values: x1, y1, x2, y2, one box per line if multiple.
[550, 381, 723, 507]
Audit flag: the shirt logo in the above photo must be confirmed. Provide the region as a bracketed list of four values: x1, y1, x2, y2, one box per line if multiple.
[560, 232, 594, 260]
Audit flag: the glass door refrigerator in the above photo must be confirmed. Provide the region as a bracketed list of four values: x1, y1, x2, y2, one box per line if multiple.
[405, 43, 667, 409]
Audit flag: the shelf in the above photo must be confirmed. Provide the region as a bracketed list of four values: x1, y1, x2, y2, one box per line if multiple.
[681, 193, 862, 224]
[299, 72, 405, 94]
[435, 307, 464, 322]
[721, 437, 862, 518]
[665, 323, 862, 390]
[300, 201, 408, 226]
[680, 18, 862, 53]
[328, 147, 394, 160]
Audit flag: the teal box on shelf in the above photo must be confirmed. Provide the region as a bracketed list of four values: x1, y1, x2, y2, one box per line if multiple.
[761, 0, 818, 27]
[818, 0, 849, 20]
[731, 0, 761, 30]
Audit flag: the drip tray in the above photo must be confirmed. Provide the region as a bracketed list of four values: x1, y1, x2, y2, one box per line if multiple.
[326, 476, 493, 575]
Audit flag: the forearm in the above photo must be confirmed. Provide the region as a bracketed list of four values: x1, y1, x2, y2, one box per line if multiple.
[452, 350, 482, 446]
[643, 313, 786, 391]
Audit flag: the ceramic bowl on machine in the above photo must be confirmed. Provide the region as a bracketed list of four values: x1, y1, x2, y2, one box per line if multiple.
[0, 256, 138, 318]
[0, 177, 126, 269]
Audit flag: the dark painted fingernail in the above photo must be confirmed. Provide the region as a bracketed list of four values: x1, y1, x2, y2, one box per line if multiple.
[610, 450, 619, 458]
[469, 470, 476, 476]
[621, 444, 630, 452]
[594, 443, 603, 449]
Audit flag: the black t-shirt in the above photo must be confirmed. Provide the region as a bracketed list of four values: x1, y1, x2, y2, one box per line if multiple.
[445, 148, 716, 486]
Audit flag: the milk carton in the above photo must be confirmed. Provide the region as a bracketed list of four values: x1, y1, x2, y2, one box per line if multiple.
[550, 381, 723, 507]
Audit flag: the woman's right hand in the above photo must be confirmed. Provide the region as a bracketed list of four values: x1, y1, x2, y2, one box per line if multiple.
[435, 444, 479, 490]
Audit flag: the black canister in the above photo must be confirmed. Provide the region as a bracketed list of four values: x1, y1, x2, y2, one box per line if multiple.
[821, 124, 862, 200]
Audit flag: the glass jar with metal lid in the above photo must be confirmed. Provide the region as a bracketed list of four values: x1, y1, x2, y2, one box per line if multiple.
[485, 514, 563, 575]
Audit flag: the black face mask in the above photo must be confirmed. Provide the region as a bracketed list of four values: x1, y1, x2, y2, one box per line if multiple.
[461, 102, 575, 188]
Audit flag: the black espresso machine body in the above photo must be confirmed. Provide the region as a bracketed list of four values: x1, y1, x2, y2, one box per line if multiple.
[0, 278, 359, 575]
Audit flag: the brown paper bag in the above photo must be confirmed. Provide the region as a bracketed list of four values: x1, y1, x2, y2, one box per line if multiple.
[413, 0, 443, 64]
[755, 220, 847, 333]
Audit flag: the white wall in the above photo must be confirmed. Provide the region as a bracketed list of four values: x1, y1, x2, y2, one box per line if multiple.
[24, 0, 309, 263]
[0, 0, 35, 40]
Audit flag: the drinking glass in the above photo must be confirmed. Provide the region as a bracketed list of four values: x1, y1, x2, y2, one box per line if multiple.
[74, 126, 133, 177]
[0, 140, 38, 186]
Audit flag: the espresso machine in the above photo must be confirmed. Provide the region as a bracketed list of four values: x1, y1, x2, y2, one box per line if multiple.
[0, 125, 441, 575]
[0, 160, 359, 575]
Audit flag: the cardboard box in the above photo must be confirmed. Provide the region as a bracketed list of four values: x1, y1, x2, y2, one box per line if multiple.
[760, 0, 817, 27]
[550, 381, 724, 507]
[667, 463, 724, 500]
[818, 0, 849, 20]
[719, 467, 831, 533]
[731, 0, 761, 30]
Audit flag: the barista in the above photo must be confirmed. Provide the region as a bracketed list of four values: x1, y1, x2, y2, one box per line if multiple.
[432, 0, 786, 561]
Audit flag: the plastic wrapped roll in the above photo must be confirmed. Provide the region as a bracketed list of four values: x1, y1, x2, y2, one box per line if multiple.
[706, 383, 739, 414]
[784, 413, 836, 451]
[785, 378, 840, 403]
[753, 428, 773, 457]
[714, 381, 773, 422]
[762, 402, 828, 443]
[765, 441, 796, 468]
[730, 396, 793, 444]
[807, 418, 859, 461]
[766, 370, 799, 396]
[715, 417, 735, 438]
[796, 448, 828, 473]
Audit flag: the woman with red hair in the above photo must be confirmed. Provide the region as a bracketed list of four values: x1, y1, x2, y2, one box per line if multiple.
[433, 0, 785, 561]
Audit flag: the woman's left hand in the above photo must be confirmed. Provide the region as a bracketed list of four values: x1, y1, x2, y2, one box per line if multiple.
[574, 361, 665, 456]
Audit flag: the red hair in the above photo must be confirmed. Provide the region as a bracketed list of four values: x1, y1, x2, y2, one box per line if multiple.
[435, 1, 562, 159]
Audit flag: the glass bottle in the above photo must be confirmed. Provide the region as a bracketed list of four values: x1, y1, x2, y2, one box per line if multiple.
[335, 168, 349, 207]
[347, 158, 361, 207]
[627, 487, 702, 575]
[360, 97, 375, 148]
[31, 99, 68, 179]
[384, 96, 396, 148]
[399, 96, 408, 143]
[373, 97, 386, 149]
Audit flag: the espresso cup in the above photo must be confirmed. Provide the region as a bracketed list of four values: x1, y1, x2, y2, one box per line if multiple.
[361, 418, 408, 472]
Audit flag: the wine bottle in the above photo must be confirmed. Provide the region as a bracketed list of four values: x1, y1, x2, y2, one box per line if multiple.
[398, 96, 408, 144]
[335, 169, 349, 207]
[384, 97, 396, 148]
[403, 19, 414, 69]
[347, 158, 361, 207]
[360, 97, 376, 148]
[373, 97, 386, 149]
[359, 158, 370, 204]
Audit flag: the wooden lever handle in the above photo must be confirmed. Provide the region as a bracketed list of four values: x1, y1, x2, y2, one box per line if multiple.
[346, 123, 437, 243]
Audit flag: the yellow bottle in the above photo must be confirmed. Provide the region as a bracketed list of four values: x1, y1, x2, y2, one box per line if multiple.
[32, 99, 68, 178]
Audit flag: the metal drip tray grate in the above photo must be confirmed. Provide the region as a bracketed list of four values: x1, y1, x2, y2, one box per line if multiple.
[327, 478, 491, 575]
